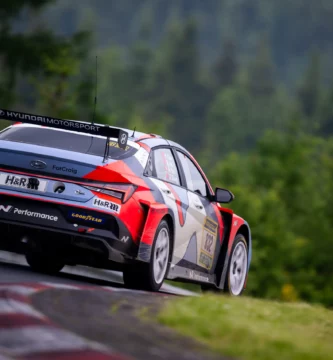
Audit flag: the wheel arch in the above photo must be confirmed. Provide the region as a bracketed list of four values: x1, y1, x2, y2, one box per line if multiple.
[162, 213, 175, 260]
[215, 212, 252, 289]
[137, 202, 174, 263]
[236, 222, 252, 271]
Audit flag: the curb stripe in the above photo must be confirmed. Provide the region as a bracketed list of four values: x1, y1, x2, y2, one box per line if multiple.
[0, 299, 45, 318]
[0, 355, 11, 360]
[39, 282, 82, 290]
[0, 283, 132, 359]
[0, 313, 48, 328]
[19, 349, 129, 360]
[0, 290, 33, 304]
[0, 285, 39, 296]
[0, 325, 108, 356]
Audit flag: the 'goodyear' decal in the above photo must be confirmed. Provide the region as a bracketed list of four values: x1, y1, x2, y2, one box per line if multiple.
[69, 211, 105, 224]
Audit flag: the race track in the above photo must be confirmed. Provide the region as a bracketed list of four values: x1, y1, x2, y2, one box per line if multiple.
[0, 252, 224, 360]
[0, 251, 194, 296]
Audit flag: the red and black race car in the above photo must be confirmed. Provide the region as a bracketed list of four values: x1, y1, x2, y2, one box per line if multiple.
[0, 109, 251, 294]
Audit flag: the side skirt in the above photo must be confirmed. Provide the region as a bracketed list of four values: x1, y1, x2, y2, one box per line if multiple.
[166, 264, 216, 286]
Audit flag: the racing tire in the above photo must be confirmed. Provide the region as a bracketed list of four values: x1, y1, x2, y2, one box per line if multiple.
[123, 220, 171, 292]
[224, 234, 248, 296]
[26, 252, 65, 275]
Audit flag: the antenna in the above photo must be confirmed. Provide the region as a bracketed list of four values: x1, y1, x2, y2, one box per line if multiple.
[131, 126, 136, 137]
[92, 55, 98, 125]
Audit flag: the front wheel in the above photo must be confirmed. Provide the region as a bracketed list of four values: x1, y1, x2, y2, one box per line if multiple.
[224, 234, 248, 296]
[123, 220, 171, 291]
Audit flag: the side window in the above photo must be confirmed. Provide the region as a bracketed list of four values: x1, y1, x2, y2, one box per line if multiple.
[176, 151, 207, 197]
[153, 148, 180, 186]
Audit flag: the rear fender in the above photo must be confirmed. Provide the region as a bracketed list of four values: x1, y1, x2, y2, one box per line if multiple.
[215, 209, 252, 289]
[137, 201, 168, 262]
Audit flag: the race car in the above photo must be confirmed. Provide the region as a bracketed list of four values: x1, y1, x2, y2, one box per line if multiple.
[0, 109, 251, 295]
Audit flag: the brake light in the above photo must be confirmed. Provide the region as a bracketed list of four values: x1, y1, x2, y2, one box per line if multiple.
[84, 183, 136, 203]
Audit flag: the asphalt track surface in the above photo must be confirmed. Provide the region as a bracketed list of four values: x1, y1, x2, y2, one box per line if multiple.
[0, 252, 226, 360]
[0, 251, 194, 295]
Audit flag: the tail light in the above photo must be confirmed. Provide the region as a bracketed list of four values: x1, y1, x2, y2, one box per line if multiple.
[84, 183, 136, 203]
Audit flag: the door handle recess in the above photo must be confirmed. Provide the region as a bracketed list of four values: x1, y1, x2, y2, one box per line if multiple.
[162, 189, 171, 195]
[195, 204, 203, 210]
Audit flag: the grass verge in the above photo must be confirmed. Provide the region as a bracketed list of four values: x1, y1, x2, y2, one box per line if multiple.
[158, 294, 333, 360]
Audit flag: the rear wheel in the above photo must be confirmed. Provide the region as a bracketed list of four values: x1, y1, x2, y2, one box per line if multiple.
[123, 220, 170, 291]
[26, 252, 65, 275]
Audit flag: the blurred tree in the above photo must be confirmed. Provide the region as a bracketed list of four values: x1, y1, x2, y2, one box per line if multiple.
[318, 83, 333, 136]
[128, 15, 154, 103]
[0, 0, 90, 116]
[247, 38, 276, 97]
[213, 38, 238, 89]
[37, 0, 333, 88]
[209, 127, 333, 306]
[147, 19, 211, 152]
[0, 1, 60, 105]
[32, 32, 91, 119]
[297, 52, 321, 123]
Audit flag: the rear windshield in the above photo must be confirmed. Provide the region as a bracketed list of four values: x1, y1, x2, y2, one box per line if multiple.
[0, 126, 137, 160]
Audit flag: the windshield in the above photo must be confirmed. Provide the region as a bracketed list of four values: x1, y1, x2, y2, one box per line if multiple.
[0, 126, 138, 160]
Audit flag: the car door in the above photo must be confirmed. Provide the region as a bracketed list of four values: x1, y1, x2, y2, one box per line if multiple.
[147, 147, 196, 266]
[175, 150, 222, 273]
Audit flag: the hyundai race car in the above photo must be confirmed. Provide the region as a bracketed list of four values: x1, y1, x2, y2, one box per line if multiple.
[0, 109, 251, 294]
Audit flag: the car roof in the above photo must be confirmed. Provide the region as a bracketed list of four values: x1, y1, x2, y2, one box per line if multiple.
[9, 123, 189, 156]
[126, 129, 189, 154]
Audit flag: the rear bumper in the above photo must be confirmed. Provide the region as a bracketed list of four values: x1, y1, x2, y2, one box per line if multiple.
[0, 193, 138, 262]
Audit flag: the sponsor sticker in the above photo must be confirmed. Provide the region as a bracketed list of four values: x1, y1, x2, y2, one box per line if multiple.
[1, 109, 102, 133]
[0, 172, 47, 192]
[199, 252, 213, 269]
[120, 133, 128, 146]
[0, 205, 12, 213]
[199, 217, 218, 270]
[68, 211, 105, 224]
[0, 204, 58, 222]
[52, 165, 78, 175]
[189, 270, 209, 282]
[121, 236, 129, 243]
[92, 197, 121, 214]
[108, 140, 130, 151]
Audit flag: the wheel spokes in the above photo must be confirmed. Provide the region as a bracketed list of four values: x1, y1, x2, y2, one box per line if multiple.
[153, 227, 170, 284]
[229, 242, 248, 295]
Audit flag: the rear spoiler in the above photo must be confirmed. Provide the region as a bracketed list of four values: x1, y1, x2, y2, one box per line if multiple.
[0, 108, 128, 152]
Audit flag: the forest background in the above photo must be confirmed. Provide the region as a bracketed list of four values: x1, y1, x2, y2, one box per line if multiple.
[0, 0, 332, 306]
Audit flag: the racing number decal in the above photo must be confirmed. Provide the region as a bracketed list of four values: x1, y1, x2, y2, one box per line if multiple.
[204, 232, 214, 253]
[199, 217, 218, 270]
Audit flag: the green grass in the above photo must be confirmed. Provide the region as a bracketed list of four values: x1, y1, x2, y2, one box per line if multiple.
[158, 295, 333, 360]
[165, 280, 201, 292]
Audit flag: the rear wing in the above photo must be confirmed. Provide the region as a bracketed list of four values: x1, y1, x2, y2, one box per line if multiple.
[0, 108, 128, 152]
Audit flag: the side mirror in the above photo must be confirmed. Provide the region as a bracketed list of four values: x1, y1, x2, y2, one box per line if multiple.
[214, 188, 234, 203]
